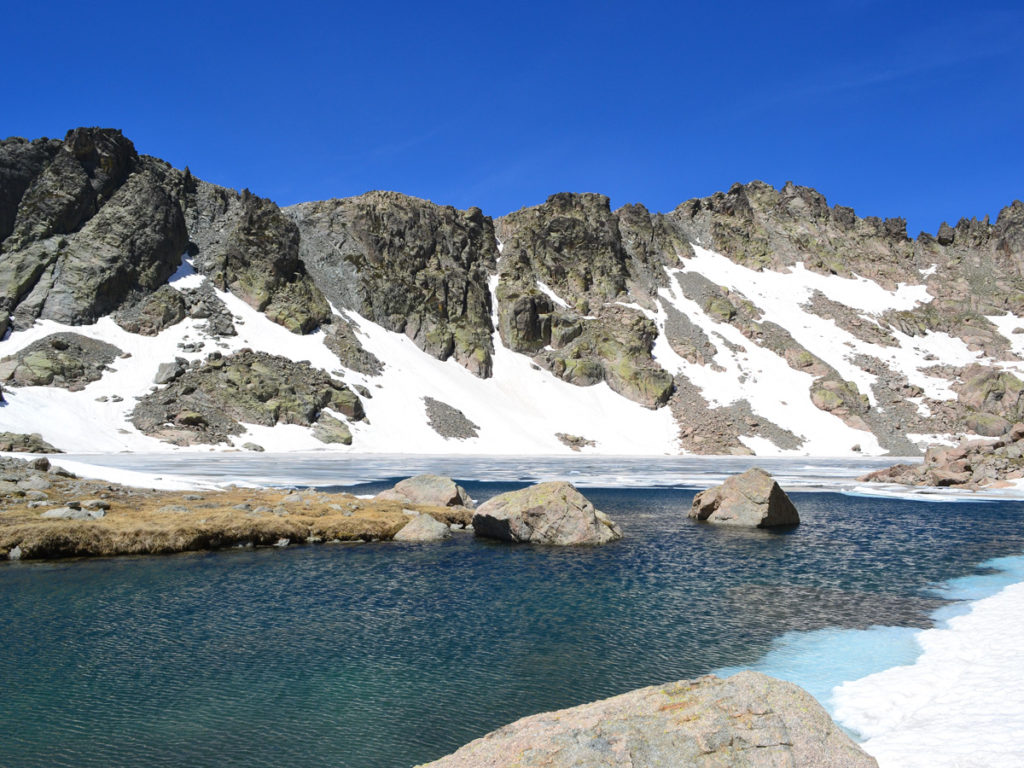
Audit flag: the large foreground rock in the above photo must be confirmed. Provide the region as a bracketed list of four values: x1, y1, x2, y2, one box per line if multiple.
[419, 670, 877, 768]
[689, 468, 800, 527]
[472, 481, 621, 545]
[376, 474, 474, 508]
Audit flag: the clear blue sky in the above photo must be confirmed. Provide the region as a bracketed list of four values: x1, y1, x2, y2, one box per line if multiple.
[5, 0, 1022, 236]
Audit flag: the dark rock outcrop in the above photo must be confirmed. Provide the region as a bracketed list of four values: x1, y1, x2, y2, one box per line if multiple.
[130, 349, 362, 445]
[113, 284, 187, 335]
[322, 316, 383, 375]
[495, 194, 676, 408]
[179, 281, 237, 337]
[690, 468, 800, 527]
[0, 129, 189, 332]
[420, 670, 877, 768]
[0, 333, 122, 390]
[185, 182, 331, 334]
[423, 396, 479, 440]
[288, 191, 497, 376]
[555, 432, 596, 451]
[0, 432, 62, 453]
[472, 481, 622, 545]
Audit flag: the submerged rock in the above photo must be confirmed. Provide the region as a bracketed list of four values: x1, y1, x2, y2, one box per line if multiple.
[376, 474, 473, 508]
[419, 670, 877, 768]
[689, 467, 800, 527]
[472, 481, 622, 545]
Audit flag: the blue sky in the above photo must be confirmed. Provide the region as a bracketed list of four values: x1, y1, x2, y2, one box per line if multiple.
[5, 0, 1022, 235]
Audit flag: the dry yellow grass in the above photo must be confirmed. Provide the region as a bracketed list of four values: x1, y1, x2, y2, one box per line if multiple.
[1, 481, 473, 560]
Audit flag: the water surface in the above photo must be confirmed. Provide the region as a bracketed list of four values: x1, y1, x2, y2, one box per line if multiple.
[3, 481, 1024, 767]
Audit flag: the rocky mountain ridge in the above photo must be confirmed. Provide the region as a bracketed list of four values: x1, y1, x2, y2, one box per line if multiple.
[3, 127, 1024, 456]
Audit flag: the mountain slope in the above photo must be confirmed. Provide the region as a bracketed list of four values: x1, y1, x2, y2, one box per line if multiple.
[2, 127, 1023, 456]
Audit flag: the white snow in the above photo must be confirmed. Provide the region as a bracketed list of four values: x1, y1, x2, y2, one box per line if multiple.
[339, 276, 679, 454]
[685, 246, 931, 314]
[654, 266, 884, 456]
[167, 254, 205, 290]
[536, 281, 570, 309]
[986, 312, 1024, 359]
[46, 458, 238, 491]
[833, 574, 1024, 768]
[3, 242, 1024, 458]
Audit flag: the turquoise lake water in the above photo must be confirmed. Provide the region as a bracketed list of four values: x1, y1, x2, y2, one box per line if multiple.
[3, 480, 1024, 767]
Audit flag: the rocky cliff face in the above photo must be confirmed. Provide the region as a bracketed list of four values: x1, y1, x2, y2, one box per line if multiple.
[287, 191, 497, 377]
[3, 126, 1024, 455]
[670, 180, 1024, 358]
[0, 129, 187, 335]
[184, 180, 331, 334]
[495, 193, 678, 407]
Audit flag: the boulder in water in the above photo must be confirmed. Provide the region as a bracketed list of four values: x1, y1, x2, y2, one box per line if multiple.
[689, 467, 800, 527]
[393, 513, 452, 542]
[472, 481, 621, 545]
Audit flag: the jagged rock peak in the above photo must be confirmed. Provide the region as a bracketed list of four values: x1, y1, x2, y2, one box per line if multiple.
[287, 190, 497, 377]
[0, 129, 187, 335]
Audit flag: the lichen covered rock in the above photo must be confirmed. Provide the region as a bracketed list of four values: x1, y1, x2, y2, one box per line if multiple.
[472, 481, 621, 545]
[312, 414, 353, 445]
[0, 432, 62, 453]
[0, 332, 122, 390]
[419, 670, 877, 768]
[130, 349, 363, 445]
[376, 475, 473, 508]
[288, 191, 497, 377]
[186, 182, 331, 334]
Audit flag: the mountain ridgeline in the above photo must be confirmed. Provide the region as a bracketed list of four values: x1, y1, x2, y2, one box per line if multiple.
[3, 127, 1024, 456]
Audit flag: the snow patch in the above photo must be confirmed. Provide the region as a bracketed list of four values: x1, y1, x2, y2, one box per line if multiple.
[341, 295, 679, 454]
[833, 561, 1024, 768]
[536, 281, 570, 309]
[654, 268, 883, 456]
[168, 255, 204, 290]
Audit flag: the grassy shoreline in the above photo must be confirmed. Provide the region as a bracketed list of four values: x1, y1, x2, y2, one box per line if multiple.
[1, 460, 472, 561]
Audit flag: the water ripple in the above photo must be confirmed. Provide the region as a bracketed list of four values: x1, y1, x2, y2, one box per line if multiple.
[2, 488, 1024, 767]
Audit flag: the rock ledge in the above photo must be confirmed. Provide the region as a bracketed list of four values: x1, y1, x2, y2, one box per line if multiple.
[419, 670, 876, 767]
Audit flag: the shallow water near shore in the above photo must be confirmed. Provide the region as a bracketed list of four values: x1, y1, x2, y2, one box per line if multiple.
[3, 467, 1024, 767]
